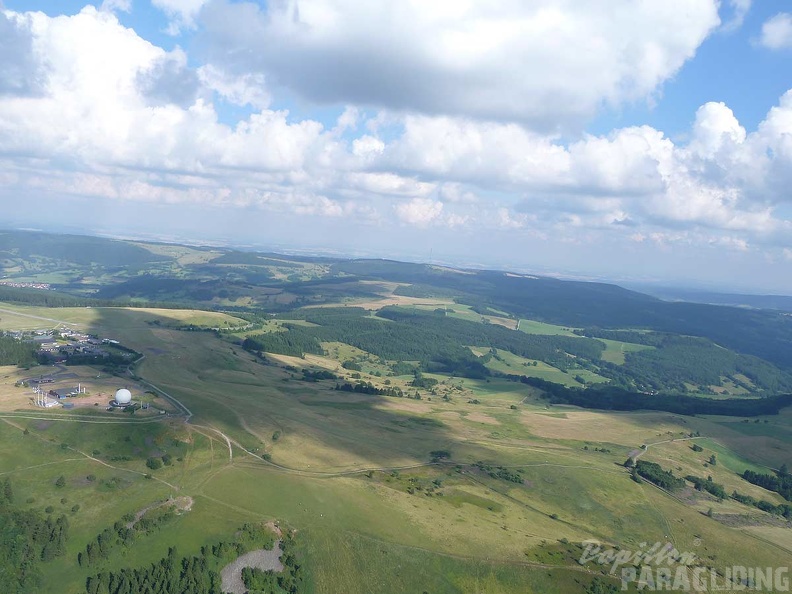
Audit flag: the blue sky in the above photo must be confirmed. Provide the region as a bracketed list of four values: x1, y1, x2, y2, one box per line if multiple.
[1, 1, 792, 292]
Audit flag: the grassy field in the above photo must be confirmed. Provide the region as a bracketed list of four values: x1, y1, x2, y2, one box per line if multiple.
[517, 319, 578, 336]
[0, 302, 790, 593]
[597, 338, 654, 365]
[470, 347, 609, 387]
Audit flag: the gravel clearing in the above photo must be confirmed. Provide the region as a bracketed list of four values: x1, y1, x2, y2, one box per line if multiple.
[220, 542, 284, 594]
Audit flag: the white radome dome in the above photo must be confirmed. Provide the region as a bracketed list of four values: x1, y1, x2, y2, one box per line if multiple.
[115, 389, 132, 405]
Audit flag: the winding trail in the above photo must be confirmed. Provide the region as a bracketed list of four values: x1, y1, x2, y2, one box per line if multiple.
[632, 435, 706, 461]
[0, 418, 179, 490]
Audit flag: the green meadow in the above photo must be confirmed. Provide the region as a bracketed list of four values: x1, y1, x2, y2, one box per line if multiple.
[0, 303, 790, 593]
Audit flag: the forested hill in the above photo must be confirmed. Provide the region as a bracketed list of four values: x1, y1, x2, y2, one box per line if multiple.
[1, 231, 791, 371]
[334, 260, 792, 369]
[0, 230, 168, 267]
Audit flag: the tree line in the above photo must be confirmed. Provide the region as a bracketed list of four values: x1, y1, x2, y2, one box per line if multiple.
[0, 479, 69, 594]
[742, 468, 792, 501]
[0, 334, 37, 367]
[84, 527, 301, 594]
[518, 376, 792, 417]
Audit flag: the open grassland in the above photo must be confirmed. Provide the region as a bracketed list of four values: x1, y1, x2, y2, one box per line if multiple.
[471, 347, 608, 387]
[0, 303, 790, 593]
[517, 319, 579, 336]
[597, 338, 655, 365]
[0, 302, 246, 333]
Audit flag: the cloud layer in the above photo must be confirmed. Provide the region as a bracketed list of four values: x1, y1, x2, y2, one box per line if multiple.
[0, 2, 791, 288]
[198, 0, 720, 131]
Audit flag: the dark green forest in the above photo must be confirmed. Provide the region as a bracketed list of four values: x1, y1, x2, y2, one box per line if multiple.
[84, 527, 302, 594]
[0, 334, 36, 367]
[4, 231, 792, 404]
[0, 479, 69, 594]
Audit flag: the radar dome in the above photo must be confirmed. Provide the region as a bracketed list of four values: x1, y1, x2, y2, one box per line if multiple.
[115, 388, 132, 405]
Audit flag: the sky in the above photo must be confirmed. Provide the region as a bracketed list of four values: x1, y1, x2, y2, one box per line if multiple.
[1, 1, 792, 292]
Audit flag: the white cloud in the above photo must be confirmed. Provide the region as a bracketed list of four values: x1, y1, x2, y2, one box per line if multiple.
[721, 0, 751, 32]
[351, 135, 384, 159]
[100, 0, 132, 13]
[152, 0, 209, 34]
[346, 173, 434, 198]
[197, 64, 270, 109]
[395, 198, 443, 227]
[2, 3, 792, 258]
[0, 10, 45, 96]
[760, 13, 792, 50]
[99, 0, 132, 12]
[198, 0, 721, 131]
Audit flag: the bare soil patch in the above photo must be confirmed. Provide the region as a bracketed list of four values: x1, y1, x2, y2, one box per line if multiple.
[220, 543, 283, 594]
[465, 412, 501, 425]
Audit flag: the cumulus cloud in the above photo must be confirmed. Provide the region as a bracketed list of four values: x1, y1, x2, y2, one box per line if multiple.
[137, 49, 201, 108]
[100, 0, 132, 13]
[197, 0, 720, 131]
[152, 0, 209, 33]
[0, 10, 44, 96]
[2, 2, 792, 255]
[721, 0, 751, 32]
[760, 13, 792, 50]
[395, 198, 443, 227]
[196, 64, 270, 109]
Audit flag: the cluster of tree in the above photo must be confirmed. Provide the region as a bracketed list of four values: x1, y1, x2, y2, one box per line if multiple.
[242, 329, 324, 358]
[584, 577, 619, 594]
[341, 360, 362, 371]
[429, 450, 451, 462]
[335, 382, 404, 397]
[518, 376, 792, 417]
[473, 461, 524, 484]
[619, 336, 792, 393]
[390, 361, 419, 376]
[384, 263, 792, 371]
[410, 370, 438, 389]
[0, 231, 169, 267]
[634, 461, 686, 491]
[78, 510, 176, 568]
[300, 369, 337, 382]
[731, 491, 792, 518]
[376, 306, 605, 364]
[0, 479, 69, 594]
[240, 535, 303, 594]
[85, 547, 220, 594]
[271, 305, 606, 379]
[145, 454, 173, 470]
[742, 467, 791, 501]
[0, 334, 37, 367]
[685, 475, 726, 499]
[85, 524, 296, 594]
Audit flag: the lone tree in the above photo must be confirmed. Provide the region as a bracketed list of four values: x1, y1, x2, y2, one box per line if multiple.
[709, 454, 717, 466]
[55, 475, 66, 488]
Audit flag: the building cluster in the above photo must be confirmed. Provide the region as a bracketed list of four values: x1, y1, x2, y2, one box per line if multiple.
[0, 281, 52, 290]
[27, 328, 123, 363]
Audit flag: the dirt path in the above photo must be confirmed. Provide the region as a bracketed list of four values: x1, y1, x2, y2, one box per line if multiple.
[632, 435, 705, 461]
[0, 418, 180, 490]
[190, 425, 232, 462]
[126, 496, 193, 529]
[220, 543, 284, 594]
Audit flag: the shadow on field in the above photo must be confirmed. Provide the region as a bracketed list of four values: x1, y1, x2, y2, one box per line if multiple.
[80, 306, 502, 472]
